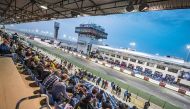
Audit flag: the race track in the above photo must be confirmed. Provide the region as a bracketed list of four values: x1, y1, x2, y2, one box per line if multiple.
[59, 49, 190, 109]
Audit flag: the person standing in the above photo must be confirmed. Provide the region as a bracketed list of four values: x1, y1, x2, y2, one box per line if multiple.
[123, 90, 128, 101]
[118, 87, 121, 97]
[96, 77, 101, 85]
[126, 92, 131, 102]
[101, 80, 105, 88]
[104, 80, 108, 89]
[143, 101, 150, 109]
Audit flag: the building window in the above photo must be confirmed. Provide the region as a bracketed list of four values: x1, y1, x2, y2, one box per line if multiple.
[130, 58, 136, 62]
[156, 65, 166, 70]
[105, 53, 109, 56]
[110, 58, 113, 61]
[136, 66, 143, 72]
[168, 68, 178, 73]
[143, 68, 153, 77]
[117, 55, 121, 59]
[111, 54, 115, 57]
[147, 62, 155, 67]
[104, 56, 108, 59]
[123, 56, 128, 60]
[115, 60, 120, 66]
[128, 63, 134, 69]
[138, 60, 144, 64]
[121, 62, 127, 68]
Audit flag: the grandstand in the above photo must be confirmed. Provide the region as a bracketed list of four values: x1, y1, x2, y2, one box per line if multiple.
[0, 29, 141, 109]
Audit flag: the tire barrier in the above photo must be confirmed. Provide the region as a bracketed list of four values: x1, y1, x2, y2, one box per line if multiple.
[144, 76, 149, 81]
[120, 68, 124, 72]
[178, 88, 186, 94]
[159, 82, 166, 87]
[111, 65, 114, 69]
[131, 73, 135, 76]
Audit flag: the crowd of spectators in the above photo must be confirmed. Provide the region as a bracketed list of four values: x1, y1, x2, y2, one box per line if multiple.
[0, 31, 144, 109]
[179, 71, 190, 81]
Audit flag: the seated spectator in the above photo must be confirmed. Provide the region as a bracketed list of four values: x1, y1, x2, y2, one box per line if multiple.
[96, 90, 104, 103]
[74, 93, 94, 109]
[102, 97, 112, 109]
[42, 71, 60, 90]
[89, 87, 99, 107]
[50, 60, 56, 70]
[74, 83, 87, 100]
[117, 101, 128, 109]
[40, 65, 52, 81]
[12, 33, 19, 42]
[0, 40, 11, 55]
[52, 74, 71, 102]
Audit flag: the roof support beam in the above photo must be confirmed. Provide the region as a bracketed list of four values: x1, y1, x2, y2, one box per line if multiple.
[88, 0, 105, 14]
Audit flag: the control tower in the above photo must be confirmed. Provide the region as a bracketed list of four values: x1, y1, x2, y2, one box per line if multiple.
[54, 22, 60, 40]
[75, 24, 108, 55]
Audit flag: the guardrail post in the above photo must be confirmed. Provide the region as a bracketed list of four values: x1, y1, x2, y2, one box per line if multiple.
[162, 101, 166, 108]
[148, 95, 152, 101]
[136, 92, 139, 99]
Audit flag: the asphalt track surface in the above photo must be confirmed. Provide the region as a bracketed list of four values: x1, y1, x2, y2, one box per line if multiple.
[31, 40, 190, 109]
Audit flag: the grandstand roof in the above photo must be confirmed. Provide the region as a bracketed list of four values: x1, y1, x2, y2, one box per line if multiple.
[95, 45, 190, 68]
[0, 0, 190, 24]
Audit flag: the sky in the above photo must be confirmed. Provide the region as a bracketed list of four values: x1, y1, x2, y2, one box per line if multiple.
[6, 9, 190, 60]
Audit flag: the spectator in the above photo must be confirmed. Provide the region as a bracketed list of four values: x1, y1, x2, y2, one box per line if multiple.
[123, 90, 128, 101]
[118, 102, 128, 109]
[40, 65, 52, 81]
[104, 80, 108, 89]
[131, 106, 138, 109]
[116, 85, 119, 95]
[74, 93, 94, 109]
[52, 74, 71, 102]
[111, 82, 114, 88]
[126, 92, 131, 102]
[12, 33, 19, 42]
[92, 75, 96, 82]
[102, 97, 112, 109]
[118, 87, 121, 97]
[0, 40, 11, 55]
[143, 101, 150, 109]
[96, 77, 101, 85]
[42, 72, 60, 90]
[101, 80, 105, 88]
[96, 90, 104, 103]
[111, 84, 116, 94]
